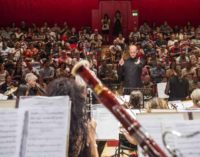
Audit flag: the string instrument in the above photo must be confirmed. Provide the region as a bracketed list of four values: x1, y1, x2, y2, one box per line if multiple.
[72, 60, 168, 157]
[25, 83, 46, 96]
[35, 83, 47, 96]
[4, 86, 18, 96]
[3, 81, 18, 96]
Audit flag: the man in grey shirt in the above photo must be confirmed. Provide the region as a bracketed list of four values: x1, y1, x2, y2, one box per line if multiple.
[39, 59, 55, 84]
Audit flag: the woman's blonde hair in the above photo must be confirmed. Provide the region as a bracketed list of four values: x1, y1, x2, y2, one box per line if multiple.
[145, 97, 169, 112]
[191, 88, 200, 107]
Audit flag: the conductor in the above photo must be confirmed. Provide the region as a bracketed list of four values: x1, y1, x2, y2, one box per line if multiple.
[118, 45, 144, 94]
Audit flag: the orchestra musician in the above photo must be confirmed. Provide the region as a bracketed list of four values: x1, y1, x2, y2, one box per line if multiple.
[47, 77, 99, 157]
[121, 97, 168, 146]
[0, 74, 17, 99]
[190, 88, 200, 109]
[128, 90, 143, 109]
[17, 72, 46, 96]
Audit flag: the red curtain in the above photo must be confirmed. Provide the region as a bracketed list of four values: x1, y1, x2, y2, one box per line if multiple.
[134, 0, 200, 26]
[0, 0, 98, 28]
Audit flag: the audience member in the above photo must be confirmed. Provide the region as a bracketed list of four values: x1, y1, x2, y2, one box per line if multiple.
[101, 14, 110, 43]
[109, 40, 122, 62]
[0, 63, 9, 85]
[0, 21, 200, 103]
[113, 10, 122, 36]
[39, 59, 55, 84]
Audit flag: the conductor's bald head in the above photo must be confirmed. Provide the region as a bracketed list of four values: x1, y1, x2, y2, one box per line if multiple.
[129, 45, 137, 59]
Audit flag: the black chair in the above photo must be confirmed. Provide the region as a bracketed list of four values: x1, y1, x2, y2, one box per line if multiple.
[111, 134, 137, 157]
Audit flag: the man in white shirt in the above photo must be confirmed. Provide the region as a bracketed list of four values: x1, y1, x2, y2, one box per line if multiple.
[0, 42, 11, 59]
[90, 29, 103, 41]
[109, 40, 122, 62]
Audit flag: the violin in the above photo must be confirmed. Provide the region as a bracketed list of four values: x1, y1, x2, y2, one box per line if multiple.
[25, 83, 46, 96]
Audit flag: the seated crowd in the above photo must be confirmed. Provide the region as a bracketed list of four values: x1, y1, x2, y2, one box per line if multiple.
[1, 20, 200, 157]
[0, 21, 200, 100]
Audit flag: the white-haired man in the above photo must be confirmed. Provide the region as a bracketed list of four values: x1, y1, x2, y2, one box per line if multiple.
[18, 73, 45, 96]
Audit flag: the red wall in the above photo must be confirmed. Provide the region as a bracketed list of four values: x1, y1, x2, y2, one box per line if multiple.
[0, 0, 200, 28]
[0, 0, 98, 28]
[134, 0, 200, 26]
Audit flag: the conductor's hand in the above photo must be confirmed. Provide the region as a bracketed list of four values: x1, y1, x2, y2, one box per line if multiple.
[119, 58, 124, 66]
[135, 57, 141, 64]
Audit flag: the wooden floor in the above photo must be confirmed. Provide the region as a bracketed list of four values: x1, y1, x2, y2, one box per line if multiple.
[100, 142, 136, 157]
[101, 145, 118, 157]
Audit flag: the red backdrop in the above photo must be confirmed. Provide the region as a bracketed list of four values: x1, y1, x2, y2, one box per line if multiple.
[135, 0, 200, 26]
[0, 0, 200, 27]
[0, 0, 98, 28]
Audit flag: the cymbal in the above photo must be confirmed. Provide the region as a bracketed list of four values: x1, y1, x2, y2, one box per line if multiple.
[4, 87, 18, 96]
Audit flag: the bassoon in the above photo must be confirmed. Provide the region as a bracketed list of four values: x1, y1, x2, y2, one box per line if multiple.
[72, 60, 168, 157]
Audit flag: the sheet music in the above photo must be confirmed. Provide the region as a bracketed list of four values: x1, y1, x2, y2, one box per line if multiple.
[19, 96, 71, 157]
[0, 93, 8, 100]
[91, 104, 119, 140]
[22, 108, 71, 157]
[120, 95, 130, 103]
[116, 95, 130, 105]
[137, 113, 184, 157]
[157, 82, 169, 99]
[126, 109, 141, 119]
[181, 100, 193, 109]
[168, 100, 183, 109]
[19, 96, 70, 110]
[0, 109, 24, 157]
[168, 100, 194, 110]
[163, 120, 200, 157]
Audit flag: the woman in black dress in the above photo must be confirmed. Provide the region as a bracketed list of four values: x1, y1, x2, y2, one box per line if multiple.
[113, 10, 122, 36]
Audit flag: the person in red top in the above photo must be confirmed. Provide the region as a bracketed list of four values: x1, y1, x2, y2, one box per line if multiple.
[57, 50, 72, 65]
[23, 43, 38, 58]
[60, 31, 68, 42]
[136, 43, 145, 59]
[169, 41, 182, 57]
